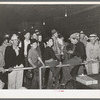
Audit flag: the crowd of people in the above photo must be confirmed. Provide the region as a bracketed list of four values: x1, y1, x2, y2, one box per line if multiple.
[0, 29, 100, 89]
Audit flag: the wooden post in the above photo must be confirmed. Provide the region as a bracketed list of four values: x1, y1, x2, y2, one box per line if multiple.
[39, 67, 42, 89]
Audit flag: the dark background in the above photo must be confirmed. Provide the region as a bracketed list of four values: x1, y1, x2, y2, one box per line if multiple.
[0, 4, 100, 40]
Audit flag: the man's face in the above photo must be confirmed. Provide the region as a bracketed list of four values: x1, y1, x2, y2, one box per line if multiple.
[47, 39, 53, 47]
[90, 37, 96, 44]
[32, 33, 38, 40]
[54, 32, 58, 38]
[70, 38, 78, 44]
[38, 35, 42, 42]
[24, 33, 30, 40]
[80, 34, 85, 39]
[4, 39, 8, 44]
[12, 39, 19, 46]
[32, 42, 38, 49]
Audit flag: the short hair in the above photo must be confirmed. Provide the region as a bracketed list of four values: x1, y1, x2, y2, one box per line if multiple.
[30, 39, 38, 44]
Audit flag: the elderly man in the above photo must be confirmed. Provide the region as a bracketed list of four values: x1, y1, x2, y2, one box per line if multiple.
[86, 33, 100, 74]
[60, 32, 86, 88]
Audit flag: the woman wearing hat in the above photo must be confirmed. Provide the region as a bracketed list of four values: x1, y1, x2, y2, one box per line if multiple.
[5, 34, 24, 89]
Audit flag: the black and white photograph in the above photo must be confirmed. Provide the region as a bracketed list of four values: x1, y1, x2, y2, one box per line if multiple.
[0, 1, 100, 98]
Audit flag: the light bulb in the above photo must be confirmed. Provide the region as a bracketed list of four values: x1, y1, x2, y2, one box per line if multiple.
[43, 21, 45, 25]
[65, 12, 67, 17]
[31, 26, 33, 29]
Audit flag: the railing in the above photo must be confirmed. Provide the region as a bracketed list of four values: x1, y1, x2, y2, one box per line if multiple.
[4, 60, 100, 89]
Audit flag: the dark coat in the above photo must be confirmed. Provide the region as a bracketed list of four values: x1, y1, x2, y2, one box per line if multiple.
[5, 46, 24, 69]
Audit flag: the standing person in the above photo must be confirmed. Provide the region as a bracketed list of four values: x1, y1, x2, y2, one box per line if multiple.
[37, 34, 45, 60]
[51, 29, 61, 55]
[28, 39, 45, 89]
[37, 33, 45, 87]
[19, 32, 31, 88]
[43, 37, 61, 88]
[86, 33, 100, 74]
[5, 34, 24, 89]
[21, 32, 31, 67]
[60, 33, 86, 88]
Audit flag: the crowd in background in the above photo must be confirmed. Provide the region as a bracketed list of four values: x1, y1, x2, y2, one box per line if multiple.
[0, 29, 100, 89]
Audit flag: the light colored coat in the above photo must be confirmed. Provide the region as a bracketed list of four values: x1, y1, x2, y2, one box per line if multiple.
[86, 42, 100, 60]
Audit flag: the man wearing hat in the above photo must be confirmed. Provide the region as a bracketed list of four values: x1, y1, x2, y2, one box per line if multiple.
[86, 33, 100, 74]
[60, 32, 86, 88]
[5, 34, 24, 89]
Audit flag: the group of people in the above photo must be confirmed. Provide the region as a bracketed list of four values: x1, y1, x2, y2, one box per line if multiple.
[0, 29, 100, 89]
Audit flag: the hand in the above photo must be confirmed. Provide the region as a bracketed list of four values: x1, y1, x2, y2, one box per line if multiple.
[33, 65, 36, 69]
[42, 64, 45, 67]
[0, 68, 5, 73]
[28, 69, 31, 72]
[68, 50, 73, 54]
[8, 67, 13, 72]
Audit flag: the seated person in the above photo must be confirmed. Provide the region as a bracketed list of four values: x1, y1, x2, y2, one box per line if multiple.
[43, 37, 61, 88]
[61, 32, 86, 88]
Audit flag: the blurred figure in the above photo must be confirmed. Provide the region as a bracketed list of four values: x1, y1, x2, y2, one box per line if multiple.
[79, 31, 88, 47]
[51, 29, 60, 54]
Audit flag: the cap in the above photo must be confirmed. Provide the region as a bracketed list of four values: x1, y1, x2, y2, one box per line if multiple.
[89, 33, 97, 37]
[69, 32, 79, 40]
[35, 29, 40, 35]
[80, 31, 84, 34]
[89, 33, 98, 40]
[51, 29, 57, 35]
